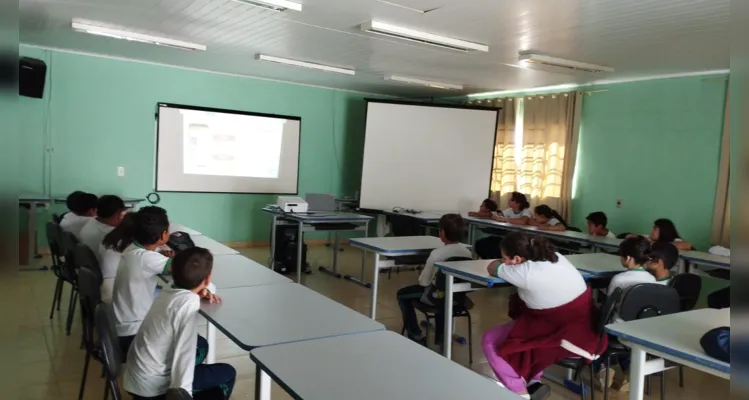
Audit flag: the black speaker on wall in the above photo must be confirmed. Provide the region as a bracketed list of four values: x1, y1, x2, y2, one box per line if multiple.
[19, 57, 47, 98]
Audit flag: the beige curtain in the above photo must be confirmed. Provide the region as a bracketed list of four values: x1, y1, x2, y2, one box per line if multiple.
[488, 98, 518, 205]
[710, 91, 730, 247]
[517, 92, 583, 221]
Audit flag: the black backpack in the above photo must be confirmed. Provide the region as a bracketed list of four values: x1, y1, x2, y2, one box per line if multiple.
[168, 231, 195, 254]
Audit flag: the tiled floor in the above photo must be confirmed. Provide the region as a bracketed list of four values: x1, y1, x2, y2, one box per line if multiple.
[17, 244, 728, 399]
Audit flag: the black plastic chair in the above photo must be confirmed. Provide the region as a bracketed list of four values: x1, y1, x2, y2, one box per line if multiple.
[58, 230, 81, 335]
[47, 221, 68, 320]
[603, 284, 680, 400]
[95, 303, 123, 400]
[77, 266, 103, 400]
[166, 388, 192, 400]
[669, 273, 702, 387]
[74, 243, 103, 283]
[557, 287, 623, 400]
[388, 214, 424, 236]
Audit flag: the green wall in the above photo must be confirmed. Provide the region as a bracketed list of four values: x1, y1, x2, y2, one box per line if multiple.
[20, 46, 373, 244]
[572, 76, 728, 250]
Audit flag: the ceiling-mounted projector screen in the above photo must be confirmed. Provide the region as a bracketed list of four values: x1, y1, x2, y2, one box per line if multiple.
[155, 103, 301, 194]
[360, 100, 500, 212]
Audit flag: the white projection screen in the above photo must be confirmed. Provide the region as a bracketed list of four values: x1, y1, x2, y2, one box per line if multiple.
[155, 103, 301, 194]
[360, 100, 500, 212]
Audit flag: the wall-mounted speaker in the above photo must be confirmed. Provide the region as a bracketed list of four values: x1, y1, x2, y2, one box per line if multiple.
[19, 57, 47, 99]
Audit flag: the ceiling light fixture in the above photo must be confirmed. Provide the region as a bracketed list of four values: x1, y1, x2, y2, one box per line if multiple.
[386, 75, 463, 90]
[518, 52, 614, 73]
[361, 21, 489, 52]
[256, 54, 355, 75]
[71, 20, 206, 51]
[231, 0, 302, 12]
[467, 83, 579, 98]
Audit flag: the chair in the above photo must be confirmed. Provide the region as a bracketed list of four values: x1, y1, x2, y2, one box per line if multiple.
[95, 303, 123, 400]
[60, 231, 81, 335]
[557, 287, 623, 400]
[603, 284, 680, 400]
[74, 243, 103, 283]
[407, 256, 476, 364]
[77, 266, 103, 400]
[166, 388, 192, 400]
[669, 274, 702, 387]
[47, 221, 67, 320]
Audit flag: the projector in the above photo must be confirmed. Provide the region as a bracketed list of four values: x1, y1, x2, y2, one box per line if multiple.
[276, 196, 308, 213]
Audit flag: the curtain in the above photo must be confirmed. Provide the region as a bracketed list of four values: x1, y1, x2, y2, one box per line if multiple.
[710, 90, 730, 247]
[518, 92, 583, 222]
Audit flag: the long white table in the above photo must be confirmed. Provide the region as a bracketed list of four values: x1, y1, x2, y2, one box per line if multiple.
[192, 235, 240, 256]
[262, 206, 373, 284]
[169, 222, 203, 236]
[681, 251, 730, 270]
[606, 308, 730, 400]
[200, 284, 385, 400]
[348, 236, 470, 319]
[250, 331, 524, 400]
[565, 253, 625, 277]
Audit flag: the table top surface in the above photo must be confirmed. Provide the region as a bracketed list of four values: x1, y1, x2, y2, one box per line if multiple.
[250, 331, 523, 400]
[436, 258, 591, 286]
[200, 285, 385, 351]
[605, 308, 730, 374]
[349, 236, 469, 255]
[466, 216, 624, 246]
[680, 251, 730, 267]
[207, 254, 291, 289]
[192, 235, 240, 256]
[262, 206, 373, 222]
[565, 253, 626, 276]
[19, 193, 50, 202]
[382, 210, 458, 222]
[169, 222, 203, 236]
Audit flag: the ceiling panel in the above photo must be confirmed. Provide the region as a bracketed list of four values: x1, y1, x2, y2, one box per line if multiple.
[20, 0, 730, 97]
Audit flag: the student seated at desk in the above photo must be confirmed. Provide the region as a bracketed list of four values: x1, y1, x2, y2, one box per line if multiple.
[59, 191, 98, 238]
[627, 218, 693, 251]
[395, 214, 472, 344]
[467, 198, 499, 219]
[124, 247, 232, 400]
[79, 195, 127, 302]
[648, 242, 677, 285]
[474, 192, 531, 259]
[482, 232, 600, 399]
[586, 211, 615, 238]
[528, 205, 567, 232]
[107, 206, 176, 355]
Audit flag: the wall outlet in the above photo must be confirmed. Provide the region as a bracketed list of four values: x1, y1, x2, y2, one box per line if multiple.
[616, 199, 622, 208]
[117, 166, 125, 177]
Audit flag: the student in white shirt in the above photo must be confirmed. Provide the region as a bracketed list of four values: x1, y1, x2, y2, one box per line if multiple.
[467, 198, 499, 219]
[79, 195, 127, 302]
[648, 242, 677, 285]
[586, 212, 616, 238]
[396, 214, 472, 343]
[626, 218, 693, 251]
[475, 192, 532, 259]
[59, 191, 98, 238]
[529, 204, 567, 232]
[124, 247, 234, 400]
[107, 206, 175, 356]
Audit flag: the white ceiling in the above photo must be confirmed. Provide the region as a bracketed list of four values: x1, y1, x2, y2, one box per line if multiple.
[20, 0, 730, 97]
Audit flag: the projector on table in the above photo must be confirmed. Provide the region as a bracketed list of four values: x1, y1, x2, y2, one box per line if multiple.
[276, 196, 308, 213]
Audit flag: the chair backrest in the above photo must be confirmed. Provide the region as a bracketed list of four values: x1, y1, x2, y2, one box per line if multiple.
[669, 273, 702, 311]
[78, 267, 102, 353]
[95, 303, 123, 379]
[387, 214, 423, 237]
[435, 256, 474, 291]
[52, 212, 65, 224]
[59, 230, 79, 260]
[74, 243, 103, 278]
[45, 221, 63, 265]
[619, 283, 681, 321]
[166, 388, 193, 400]
[596, 287, 622, 334]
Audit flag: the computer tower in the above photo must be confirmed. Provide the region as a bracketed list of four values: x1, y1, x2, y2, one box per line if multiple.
[273, 224, 309, 275]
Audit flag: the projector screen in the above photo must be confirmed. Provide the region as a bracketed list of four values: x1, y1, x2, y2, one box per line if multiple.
[155, 103, 301, 194]
[360, 100, 499, 212]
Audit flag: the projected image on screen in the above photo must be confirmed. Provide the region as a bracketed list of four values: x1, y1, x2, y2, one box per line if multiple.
[180, 110, 286, 178]
[155, 103, 301, 194]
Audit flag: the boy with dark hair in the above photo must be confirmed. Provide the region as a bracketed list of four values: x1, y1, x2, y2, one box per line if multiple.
[124, 247, 235, 399]
[468, 198, 499, 218]
[648, 242, 678, 284]
[395, 213, 472, 343]
[60, 191, 99, 237]
[586, 211, 615, 238]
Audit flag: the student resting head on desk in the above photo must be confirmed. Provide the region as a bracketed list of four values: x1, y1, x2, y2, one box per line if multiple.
[60, 190, 99, 238]
[395, 213, 472, 344]
[105, 206, 179, 356]
[626, 218, 693, 251]
[586, 211, 615, 238]
[474, 192, 531, 259]
[467, 198, 499, 218]
[529, 204, 567, 232]
[124, 246, 232, 400]
[648, 241, 678, 284]
[482, 232, 600, 399]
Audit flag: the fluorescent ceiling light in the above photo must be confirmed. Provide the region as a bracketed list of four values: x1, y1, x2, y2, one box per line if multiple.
[71, 20, 206, 51]
[518, 52, 613, 73]
[467, 83, 579, 98]
[386, 75, 463, 90]
[232, 0, 302, 12]
[361, 20, 488, 52]
[256, 54, 355, 75]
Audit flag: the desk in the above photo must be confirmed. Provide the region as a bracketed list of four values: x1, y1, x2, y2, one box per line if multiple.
[250, 331, 523, 400]
[169, 222, 203, 236]
[192, 235, 239, 256]
[19, 194, 50, 269]
[262, 206, 372, 283]
[605, 308, 730, 400]
[349, 236, 465, 319]
[681, 251, 730, 271]
[566, 253, 625, 277]
[52, 196, 145, 209]
[200, 284, 385, 400]
[207, 254, 291, 290]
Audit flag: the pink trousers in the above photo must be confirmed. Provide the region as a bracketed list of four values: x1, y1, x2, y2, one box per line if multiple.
[482, 321, 543, 394]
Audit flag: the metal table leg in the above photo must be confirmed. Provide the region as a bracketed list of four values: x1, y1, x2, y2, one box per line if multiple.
[319, 232, 342, 278]
[344, 221, 372, 288]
